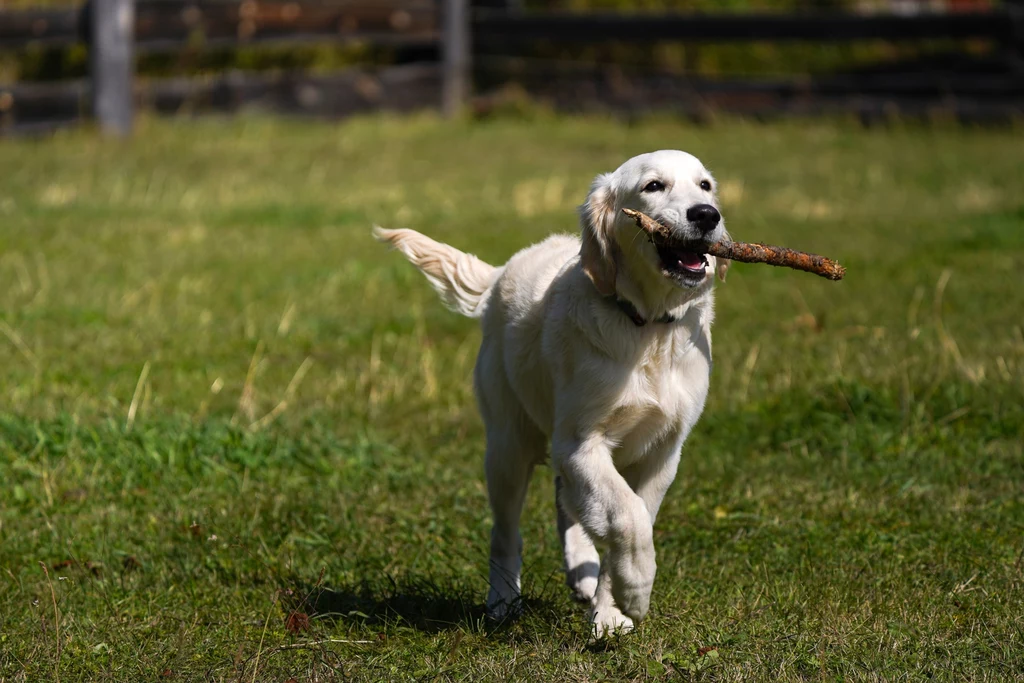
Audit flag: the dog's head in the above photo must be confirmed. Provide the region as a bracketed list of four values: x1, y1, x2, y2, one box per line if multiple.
[579, 150, 730, 298]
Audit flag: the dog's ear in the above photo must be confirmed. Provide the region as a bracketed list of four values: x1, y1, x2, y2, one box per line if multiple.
[716, 225, 732, 282]
[716, 258, 731, 282]
[579, 173, 617, 297]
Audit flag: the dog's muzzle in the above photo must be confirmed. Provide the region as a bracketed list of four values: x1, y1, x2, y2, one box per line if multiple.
[686, 204, 720, 236]
[653, 205, 722, 286]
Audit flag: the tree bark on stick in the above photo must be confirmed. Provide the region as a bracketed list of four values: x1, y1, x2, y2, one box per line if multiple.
[622, 208, 846, 281]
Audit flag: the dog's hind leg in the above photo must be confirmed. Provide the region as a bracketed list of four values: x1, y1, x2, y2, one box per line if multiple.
[555, 476, 600, 602]
[484, 429, 539, 620]
[476, 344, 546, 620]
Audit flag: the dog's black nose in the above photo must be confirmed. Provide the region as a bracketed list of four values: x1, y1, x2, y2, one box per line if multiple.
[686, 204, 720, 233]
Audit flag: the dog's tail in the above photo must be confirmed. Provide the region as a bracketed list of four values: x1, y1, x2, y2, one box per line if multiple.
[373, 227, 499, 319]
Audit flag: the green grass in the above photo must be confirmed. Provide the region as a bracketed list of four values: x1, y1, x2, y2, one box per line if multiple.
[1, 114, 1022, 682]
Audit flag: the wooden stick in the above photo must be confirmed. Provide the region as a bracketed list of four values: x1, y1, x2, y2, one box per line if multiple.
[622, 208, 845, 281]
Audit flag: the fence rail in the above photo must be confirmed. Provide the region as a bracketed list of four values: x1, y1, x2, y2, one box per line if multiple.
[471, 61, 1024, 124]
[1, 1, 1022, 135]
[0, 7, 82, 48]
[5, 4, 1020, 50]
[474, 8, 1022, 44]
[0, 0, 440, 50]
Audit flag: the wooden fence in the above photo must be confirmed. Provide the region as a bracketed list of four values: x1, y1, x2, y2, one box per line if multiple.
[1, 0, 1022, 135]
[0, 0, 463, 134]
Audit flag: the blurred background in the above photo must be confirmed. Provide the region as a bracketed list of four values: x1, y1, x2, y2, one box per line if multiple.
[1, 0, 1022, 134]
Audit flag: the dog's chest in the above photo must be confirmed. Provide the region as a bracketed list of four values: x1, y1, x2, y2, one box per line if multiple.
[604, 340, 711, 466]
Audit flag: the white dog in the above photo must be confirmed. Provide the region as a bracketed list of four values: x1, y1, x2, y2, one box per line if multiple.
[374, 150, 729, 636]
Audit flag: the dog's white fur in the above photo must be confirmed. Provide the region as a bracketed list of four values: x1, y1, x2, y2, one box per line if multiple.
[375, 150, 729, 636]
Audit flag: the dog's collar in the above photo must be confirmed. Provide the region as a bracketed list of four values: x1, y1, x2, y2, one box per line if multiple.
[614, 297, 676, 327]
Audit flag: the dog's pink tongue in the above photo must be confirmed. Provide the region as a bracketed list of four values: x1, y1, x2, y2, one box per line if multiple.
[677, 251, 704, 269]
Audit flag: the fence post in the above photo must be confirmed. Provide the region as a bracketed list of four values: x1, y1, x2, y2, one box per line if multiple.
[442, 0, 469, 118]
[90, 0, 134, 136]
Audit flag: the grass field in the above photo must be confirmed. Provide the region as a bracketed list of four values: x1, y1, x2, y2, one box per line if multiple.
[1, 114, 1022, 682]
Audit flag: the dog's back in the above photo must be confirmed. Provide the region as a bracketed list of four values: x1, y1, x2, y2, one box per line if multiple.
[375, 228, 582, 435]
[480, 234, 581, 436]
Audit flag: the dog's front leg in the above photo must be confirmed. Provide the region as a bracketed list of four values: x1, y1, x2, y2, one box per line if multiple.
[622, 429, 685, 525]
[556, 475, 601, 603]
[554, 432, 656, 629]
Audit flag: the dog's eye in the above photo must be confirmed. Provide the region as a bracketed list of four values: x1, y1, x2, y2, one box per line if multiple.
[700, 180, 712, 191]
[642, 180, 665, 193]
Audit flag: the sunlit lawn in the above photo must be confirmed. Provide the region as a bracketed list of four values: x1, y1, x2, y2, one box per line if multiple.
[1, 114, 1022, 681]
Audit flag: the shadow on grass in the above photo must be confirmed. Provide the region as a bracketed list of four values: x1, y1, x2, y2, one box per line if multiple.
[308, 579, 483, 632]
[282, 574, 565, 635]
[284, 575, 481, 633]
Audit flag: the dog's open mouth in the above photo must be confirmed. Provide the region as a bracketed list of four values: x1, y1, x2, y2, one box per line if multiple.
[657, 243, 708, 279]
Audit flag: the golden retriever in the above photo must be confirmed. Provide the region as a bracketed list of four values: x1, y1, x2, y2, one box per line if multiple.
[374, 150, 729, 635]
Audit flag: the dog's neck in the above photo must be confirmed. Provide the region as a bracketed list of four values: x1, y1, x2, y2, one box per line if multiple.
[609, 285, 713, 367]
[613, 297, 677, 326]
[614, 265, 713, 328]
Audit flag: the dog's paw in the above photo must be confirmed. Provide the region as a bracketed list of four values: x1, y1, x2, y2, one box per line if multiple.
[566, 562, 600, 602]
[569, 577, 598, 603]
[608, 543, 655, 622]
[561, 521, 600, 602]
[590, 605, 634, 639]
[486, 589, 522, 622]
[611, 579, 651, 622]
